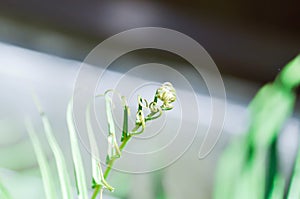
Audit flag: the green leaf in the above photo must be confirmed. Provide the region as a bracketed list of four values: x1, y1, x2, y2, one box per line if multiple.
[277, 54, 300, 90]
[249, 84, 295, 148]
[32, 95, 72, 199]
[91, 178, 97, 189]
[66, 100, 88, 199]
[25, 118, 56, 199]
[213, 139, 248, 199]
[121, 103, 129, 142]
[86, 103, 114, 192]
[269, 173, 285, 199]
[105, 94, 121, 162]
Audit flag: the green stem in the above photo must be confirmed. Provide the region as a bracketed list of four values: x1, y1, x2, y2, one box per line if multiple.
[91, 107, 165, 198]
[91, 135, 132, 199]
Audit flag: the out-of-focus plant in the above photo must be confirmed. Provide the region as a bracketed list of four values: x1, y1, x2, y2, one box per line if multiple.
[0, 177, 13, 199]
[18, 82, 176, 199]
[214, 54, 300, 199]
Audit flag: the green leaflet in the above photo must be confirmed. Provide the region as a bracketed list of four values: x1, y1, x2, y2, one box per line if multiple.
[276, 54, 300, 90]
[233, 152, 266, 199]
[25, 118, 56, 199]
[269, 173, 285, 199]
[213, 139, 247, 199]
[32, 95, 72, 199]
[121, 99, 129, 142]
[85, 103, 114, 192]
[66, 101, 88, 199]
[104, 94, 121, 163]
[248, 83, 295, 148]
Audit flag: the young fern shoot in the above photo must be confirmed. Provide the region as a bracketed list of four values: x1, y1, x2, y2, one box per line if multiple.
[91, 82, 176, 199]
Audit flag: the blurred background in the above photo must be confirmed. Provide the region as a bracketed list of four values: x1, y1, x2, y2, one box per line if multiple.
[0, 1, 299, 199]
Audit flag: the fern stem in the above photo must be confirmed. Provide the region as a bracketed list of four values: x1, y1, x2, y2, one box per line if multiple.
[91, 135, 131, 199]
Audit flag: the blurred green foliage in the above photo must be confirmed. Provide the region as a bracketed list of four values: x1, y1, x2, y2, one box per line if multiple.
[214, 54, 300, 199]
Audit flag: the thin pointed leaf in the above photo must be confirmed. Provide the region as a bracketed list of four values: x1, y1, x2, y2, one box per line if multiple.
[41, 111, 73, 199]
[66, 101, 88, 199]
[121, 97, 129, 142]
[105, 94, 120, 162]
[86, 103, 114, 191]
[25, 118, 56, 199]
[32, 94, 72, 199]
